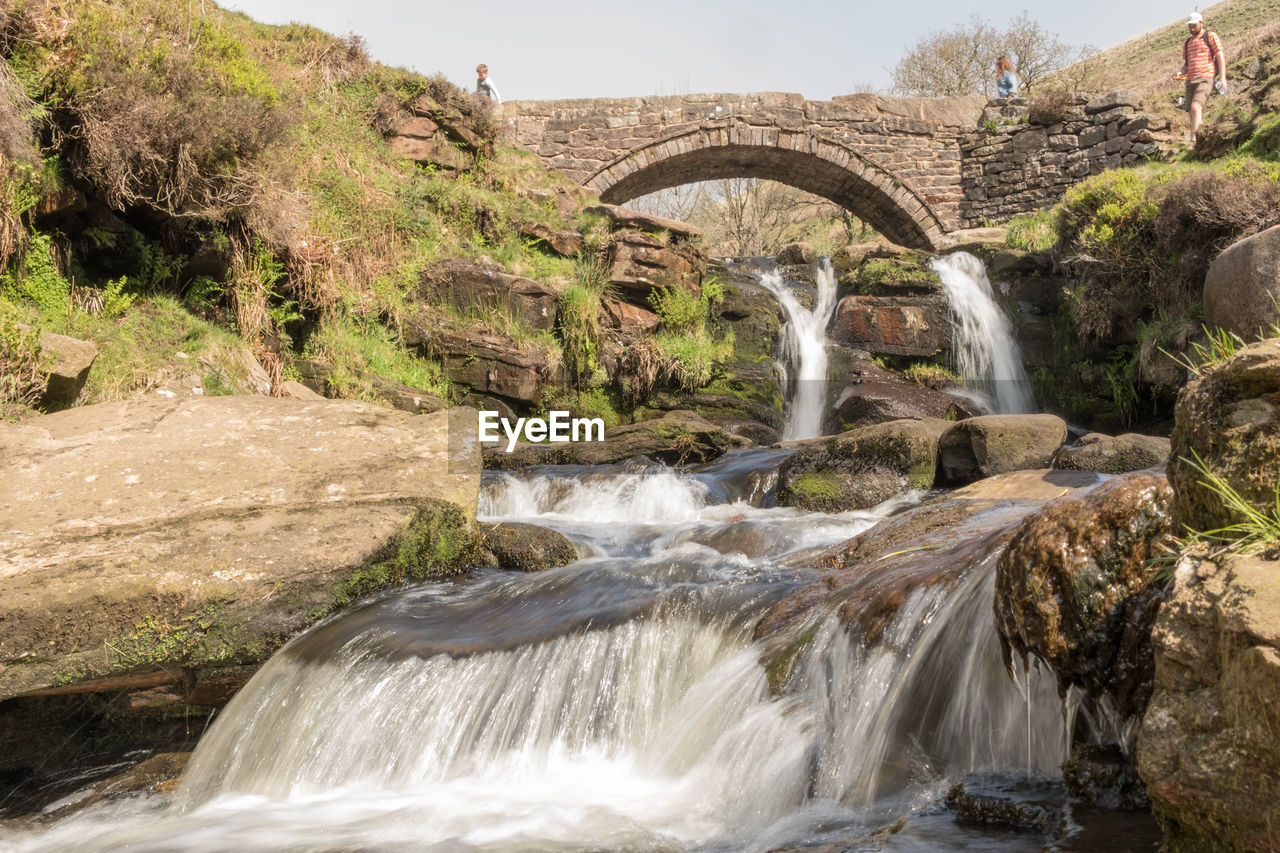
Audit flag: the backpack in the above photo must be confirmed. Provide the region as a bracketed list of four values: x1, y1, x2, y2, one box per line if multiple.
[1184, 31, 1220, 68]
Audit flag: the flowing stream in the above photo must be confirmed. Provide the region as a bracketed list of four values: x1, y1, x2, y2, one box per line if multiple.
[755, 260, 839, 441]
[2, 455, 1077, 853]
[932, 252, 1035, 414]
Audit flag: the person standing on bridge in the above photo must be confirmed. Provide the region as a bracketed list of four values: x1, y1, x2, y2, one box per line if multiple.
[475, 64, 501, 103]
[995, 56, 1019, 98]
[1176, 12, 1226, 144]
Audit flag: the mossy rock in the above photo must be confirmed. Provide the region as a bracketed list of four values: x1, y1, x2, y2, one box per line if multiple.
[478, 521, 578, 571]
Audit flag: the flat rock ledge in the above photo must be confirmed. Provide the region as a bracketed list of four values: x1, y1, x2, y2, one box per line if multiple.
[0, 396, 482, 702]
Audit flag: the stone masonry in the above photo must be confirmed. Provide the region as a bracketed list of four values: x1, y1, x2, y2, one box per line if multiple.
[499, 90, 1164, 249]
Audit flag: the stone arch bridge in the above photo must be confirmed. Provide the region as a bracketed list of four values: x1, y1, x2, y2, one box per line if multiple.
[500, 91, 1163, 250]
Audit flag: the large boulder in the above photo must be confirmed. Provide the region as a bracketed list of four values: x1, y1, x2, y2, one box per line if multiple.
[606, 232, 702, 308]
[0, 397, 482, 703]
[1203, 223, 1280, 340]
[1167, 338, 1280, 533]
[405, 322, 560, 406]
[995, 471, 1176, 719]
[1052, 432, 1170, 474]
[829, 378, 971, 430]
[1138, 553, 1280, 851]
[938, 414, 1068, 484]
[27, 328, 98, 408]
[477, 522, 578, 571]
[775, 418, 946, 512]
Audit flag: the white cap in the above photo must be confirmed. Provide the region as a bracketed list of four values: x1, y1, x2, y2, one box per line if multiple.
[1187, 12, 1203, 23]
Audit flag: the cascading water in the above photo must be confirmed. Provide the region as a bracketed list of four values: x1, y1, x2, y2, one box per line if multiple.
[1, 459, 1083, 853]
[931, 251, 1035, 414]
[756, 260, 839, 441]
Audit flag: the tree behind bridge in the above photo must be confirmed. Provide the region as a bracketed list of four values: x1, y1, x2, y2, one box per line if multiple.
[891, 12, 1093, 97]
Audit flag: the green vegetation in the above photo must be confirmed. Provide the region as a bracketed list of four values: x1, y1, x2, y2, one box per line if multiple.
[647, 278, 735, 392]
[1181, 450, 1280, 556]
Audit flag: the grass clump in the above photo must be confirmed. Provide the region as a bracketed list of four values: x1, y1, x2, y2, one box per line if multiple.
[1181, 450, 1280, 558]
[648, 278, 734, 393]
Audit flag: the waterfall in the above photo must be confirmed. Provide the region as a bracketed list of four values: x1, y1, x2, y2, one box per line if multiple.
[757, 260, 838, 441]
[931, 251, 1035, 414]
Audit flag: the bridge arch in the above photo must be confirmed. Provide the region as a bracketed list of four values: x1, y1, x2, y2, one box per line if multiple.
[584, 125, 946, 250]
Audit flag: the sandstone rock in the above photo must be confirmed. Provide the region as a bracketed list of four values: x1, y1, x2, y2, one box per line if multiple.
[775, 418, 947, 512]
[406, 323, 559, 406]
[1138, 553, 1280, 851]
[28, 328, 97, 407]
[831, 295, 950, 357]
[478, 521, 578, 571]
[420, 260, 559, 331]
[1085, 91, 1141, 114]
[280, 379, 326, 401]
[829, 379, 972, 430]
[933, 228, 1009, 252]
[0, 397, 482, 702]
[518, 220, 584, 257]
[1052, 432, 1170, 474]
[1167, 338, 1280, 533]
[586, 203, 702, 240]
[293, 359, 448, 414]
[602, 297, 660, 333]
[995, 471, 1176, 719]
[607, 233, 700, 307]
[1203, 223, 1280, 340]
[388, 134, 470, 170]
[483, 410, 734, 469]
[711, 278, 781, 362]
[938, 413, 1068, 484]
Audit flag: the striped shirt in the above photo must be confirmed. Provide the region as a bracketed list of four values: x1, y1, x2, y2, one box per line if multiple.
[1183, 31, 1224, 80]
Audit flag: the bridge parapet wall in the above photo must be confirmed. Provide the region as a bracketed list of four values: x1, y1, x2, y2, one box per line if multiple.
[958, 91, 1166, 228]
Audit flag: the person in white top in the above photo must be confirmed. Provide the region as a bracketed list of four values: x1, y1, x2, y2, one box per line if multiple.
[475, 64, 501, 102]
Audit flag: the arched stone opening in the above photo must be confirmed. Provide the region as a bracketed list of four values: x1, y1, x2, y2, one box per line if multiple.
[587, 130, 945, 250]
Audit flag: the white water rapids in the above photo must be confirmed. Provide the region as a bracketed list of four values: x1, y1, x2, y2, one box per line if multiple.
[2, 459, 1072, 853]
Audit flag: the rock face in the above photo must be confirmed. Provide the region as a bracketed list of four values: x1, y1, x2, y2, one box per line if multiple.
[1138, 553, 1280, 851]
[1203, 224, 1280, 340]
[0, 396, 482, 701]
[938, 414, 1068, 484]
[1052, 432, 1170, 474]
[478, 522, 578, 571]
[829, 378, 971, 430]
[482, 410, 735, 469]
[995, 471, 1176, 719]
[406, 323, 560, 407]
[1167, 338, 1280, 533]
[775, 418, 946, 512]
[831, 295, 950, 357]
[419, 260, 560, 332]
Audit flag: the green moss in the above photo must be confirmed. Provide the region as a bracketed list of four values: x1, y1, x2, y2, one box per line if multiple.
[791, 471, 843, 501]
[765, 625, 819, 696]
[849, 257, 939, 295]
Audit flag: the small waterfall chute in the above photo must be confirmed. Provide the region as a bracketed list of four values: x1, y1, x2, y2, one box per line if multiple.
[931, 251, 1035, 414]
[757, 260, 839, 441]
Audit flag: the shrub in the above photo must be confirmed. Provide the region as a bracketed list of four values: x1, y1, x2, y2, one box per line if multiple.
[557, 283, 599, 385]
[0, 231, 70, 315]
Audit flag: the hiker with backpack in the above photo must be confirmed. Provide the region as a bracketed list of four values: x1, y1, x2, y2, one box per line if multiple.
[1176, 11, 1227, 143]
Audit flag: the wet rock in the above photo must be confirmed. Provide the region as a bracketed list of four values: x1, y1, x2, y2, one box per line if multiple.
[1168, 338, 1280, 533]
[1052, 432, 1170, 474]
[945, 774, 1066, 834]
[995, 471, 1175, 718]
[0, 397, 482, 702]
[1062, 743, 1149, 810]
[483, 410, 734, 469]
[757, 469, 1104, 687]
[478, 521, 578, 571]
[829, 378, 972, 430]
[938, 413, 1068, 485]
[776, 418, 946, 512]
[712, 278, 782, 362]
[1203, 224, 1280, 340]
[775, 242, 816, 266]
[1138, 553, 1280, 851]
[419, 259, 559, 332]
[831, 295, 950, 356]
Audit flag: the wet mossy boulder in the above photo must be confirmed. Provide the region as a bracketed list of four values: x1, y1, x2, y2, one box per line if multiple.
[1052, 431, 1170, 474]
[775, 418, 947, 512]
[938, 413, 1068, 485]
[1168, 338, 1280, 534]
[478, 522, 578, 571]
[483, 410, 736, 469]
[995, 471, 1176, 719]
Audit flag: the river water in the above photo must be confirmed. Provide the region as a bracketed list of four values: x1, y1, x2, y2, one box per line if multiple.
[1, 258, 1126, 852]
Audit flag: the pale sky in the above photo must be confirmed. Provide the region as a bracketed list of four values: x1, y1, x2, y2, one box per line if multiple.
[223, 1, 1191, 101]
